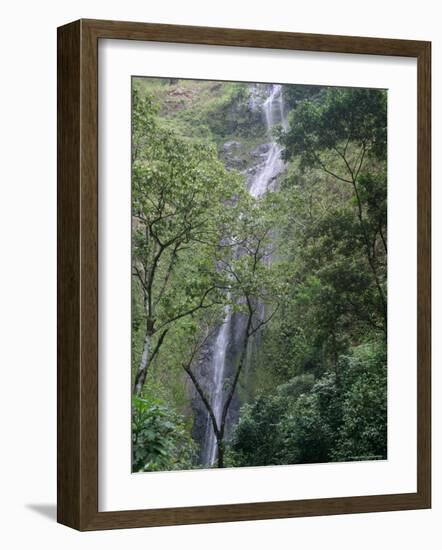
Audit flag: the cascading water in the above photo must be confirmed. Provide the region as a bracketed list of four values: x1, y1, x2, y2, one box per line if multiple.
[249, 84, 286, 198]
[203, 305, 231, 466]
[202, 83, 287, 467]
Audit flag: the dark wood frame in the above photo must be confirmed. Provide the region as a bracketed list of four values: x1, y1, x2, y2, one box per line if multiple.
[57, 18, 431, 531]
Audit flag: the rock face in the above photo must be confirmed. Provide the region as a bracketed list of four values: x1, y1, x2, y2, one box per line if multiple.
[223, 140, 241, 153]
[222, 140, 246, 170]
[244, 143, 272, 183]
[253, 142, 272, 157]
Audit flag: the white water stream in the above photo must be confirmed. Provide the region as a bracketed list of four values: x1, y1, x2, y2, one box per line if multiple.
[249, 84, 286, 198]
[205, 305, 232, 465]
[203, 83, 287, 466]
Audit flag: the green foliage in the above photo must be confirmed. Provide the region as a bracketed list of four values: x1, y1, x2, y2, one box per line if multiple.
[178, 82, 265, 141]
[134, 78, 266, 143]
[234, 86, 388, 465]
[332, 343, 387, 460]
[132, 396, 197, 472]
[282, 84, 324, 110]
[280, 392, 333, 464]
[130, 79, 388, 470]
[277, 373, 316, 399]
[280, 87, 387, 167]
[131, 84, 247, 392]
[228, 342, 387, 467]
[227, 396, 287, 467]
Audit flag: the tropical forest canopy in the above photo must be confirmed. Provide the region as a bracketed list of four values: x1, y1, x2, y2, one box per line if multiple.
[131, 78, 387, 471]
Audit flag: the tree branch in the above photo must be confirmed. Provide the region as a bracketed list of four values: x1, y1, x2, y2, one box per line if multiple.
[249, 302, 280, 337]
[150, 328, 169, 363]
[183, 364, 220, 440]
[156, 286, 221, 331]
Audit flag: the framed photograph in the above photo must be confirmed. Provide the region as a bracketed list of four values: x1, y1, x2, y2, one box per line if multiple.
[57, 19, 431, 530]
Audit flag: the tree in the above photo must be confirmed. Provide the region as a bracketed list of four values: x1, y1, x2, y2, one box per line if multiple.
[280, 87, 387, 334]
[181, 194, 287, 467]
[131, 88, 244, 395]
[282, 84, 324, 111]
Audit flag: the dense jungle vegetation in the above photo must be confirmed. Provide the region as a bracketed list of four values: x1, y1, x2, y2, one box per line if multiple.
[131, 77, 387, 471]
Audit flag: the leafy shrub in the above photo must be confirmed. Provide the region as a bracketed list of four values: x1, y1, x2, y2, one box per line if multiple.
[227, 395, 286, 467]
[332, 343, 387, 461]
[132, 397, 197, 472]
[280, 392, 332, 464]
[228, 343, 386, 467]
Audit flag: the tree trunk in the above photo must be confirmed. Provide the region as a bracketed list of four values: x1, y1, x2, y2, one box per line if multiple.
[133, 332, 151, 395]
[220, 313, 253, 434]
[216, 312, 254, 468]
[217, 439, 225, 468]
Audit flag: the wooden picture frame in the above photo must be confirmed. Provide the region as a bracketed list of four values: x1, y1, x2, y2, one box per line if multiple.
[57, 18, 431, 530]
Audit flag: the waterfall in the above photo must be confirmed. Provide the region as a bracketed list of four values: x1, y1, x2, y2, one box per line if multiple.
[203, 305, 231, 466]
[249, 84, 286, 198]
[202, 83, 287, 467]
